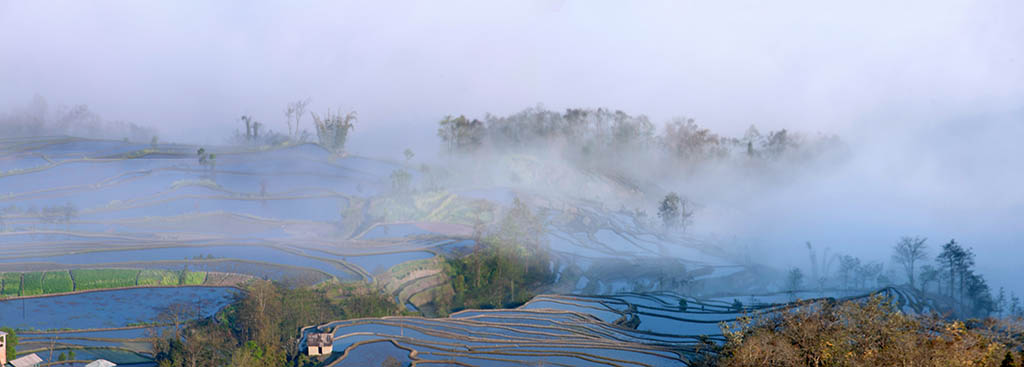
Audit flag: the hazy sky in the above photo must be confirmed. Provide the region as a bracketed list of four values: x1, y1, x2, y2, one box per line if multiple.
[2, 1, 1022, 292]
[2, 1, 1021, 146]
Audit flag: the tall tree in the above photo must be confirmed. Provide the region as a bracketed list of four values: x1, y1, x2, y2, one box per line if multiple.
[437, 115, 459, 153]
[0, 327, 16, 362]
[918, 265, 939, 294]
[1010, 292, 1021, 317]
[936, 239, 960, 297]
[955, 246, 976, 307]
[892, 236, 927, 289]
[786, 267, 804, 293]
[837, 255, 861, 290]
[995, 287, 1007, 317]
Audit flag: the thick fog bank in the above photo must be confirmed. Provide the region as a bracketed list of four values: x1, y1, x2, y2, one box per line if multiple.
[697, 108, 1024, 296]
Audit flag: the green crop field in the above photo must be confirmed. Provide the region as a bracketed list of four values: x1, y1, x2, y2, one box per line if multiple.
[71, 269, 140, 290]
[181, 271, 207, 285]
[0, 269, 209, 296]
[21, 272, 44, 296]
[138, 270, 180, 286]
[1, 273, 21, 296]
[42, 271, 74, 293]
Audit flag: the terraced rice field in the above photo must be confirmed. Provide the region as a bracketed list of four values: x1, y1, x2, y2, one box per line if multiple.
[305, 287, 928, 367]
[2, 286, 237, 366]
[1, 137, 781, 366]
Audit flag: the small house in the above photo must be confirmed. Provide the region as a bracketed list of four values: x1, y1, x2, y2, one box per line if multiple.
[86, 359, 117, 367]
[9, 353, 43, 367]
[0, 330, 7, 366]
[306, 333, 334, 356]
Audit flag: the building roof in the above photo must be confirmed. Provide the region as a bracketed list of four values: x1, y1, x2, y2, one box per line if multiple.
[308, 333, 333, 347]
[85, 359, 117, 367]
[0, 330, 7, 336]
[10, 353, 44, 367]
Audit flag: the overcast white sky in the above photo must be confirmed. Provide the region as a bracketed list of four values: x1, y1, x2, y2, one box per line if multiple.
[2, 1, 1021, 146]
[1, 0, 1022, 293]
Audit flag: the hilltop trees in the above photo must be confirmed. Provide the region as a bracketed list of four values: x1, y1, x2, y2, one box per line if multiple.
[662, 117, 724, 161]
[817, 237, 998, 317]
[284, 98, 310, 140]
[892, 236, 927, 289]
[432, 106, 837, 168]
[0, 96, 156, 141]
[437, 115, 485, 153]
[240, 115, 262, 141]
[311, 108, 356, 154]
[935, 239, 989, 311]
[921, 239, 995, 316]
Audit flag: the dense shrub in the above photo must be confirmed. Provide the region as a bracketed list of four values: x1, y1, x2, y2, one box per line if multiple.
[444, 198, 554, 311]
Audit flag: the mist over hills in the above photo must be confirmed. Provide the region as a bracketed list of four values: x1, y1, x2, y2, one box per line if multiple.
[2, 1, 1022, 365]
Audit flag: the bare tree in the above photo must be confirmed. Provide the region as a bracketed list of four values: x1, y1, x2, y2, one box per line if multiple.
[892, 236, 928, 289]
[157, 302, 192, 340]
[285, 98, 311, 139]
[837, 255, 860, 290]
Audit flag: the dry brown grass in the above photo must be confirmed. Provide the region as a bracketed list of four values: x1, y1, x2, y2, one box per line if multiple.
[716, 296, 1023, 367]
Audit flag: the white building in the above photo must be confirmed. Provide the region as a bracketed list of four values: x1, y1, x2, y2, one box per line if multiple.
[86, 359, 117, 367]
[0, 331, 7, 366]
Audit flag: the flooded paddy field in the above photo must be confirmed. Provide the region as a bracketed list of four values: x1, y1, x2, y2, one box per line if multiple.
[1, 137, 789, 366]
[307, 287, 931, 366]
[0, 286, 237, 366]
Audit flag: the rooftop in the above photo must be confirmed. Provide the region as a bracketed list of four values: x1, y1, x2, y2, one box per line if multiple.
[85, 359, 117, 367]
[10, 353, 43, 367]
[308, 333, 333, 347]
